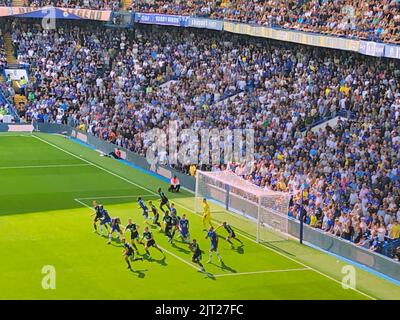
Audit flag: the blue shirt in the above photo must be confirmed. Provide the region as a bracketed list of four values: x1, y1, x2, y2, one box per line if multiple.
[207, 231, 218, 243]
[101, 209, 110, 221]
[138, 199, 147, 210]
[179, 219, 189, 232]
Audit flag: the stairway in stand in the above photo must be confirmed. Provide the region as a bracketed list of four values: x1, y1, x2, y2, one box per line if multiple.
[12, 0, 26, 6]
[13, 94, 27, 112]
[3, 32, 17, 65]
[121, 0, 132, 10]
[3, 31, 28, 111]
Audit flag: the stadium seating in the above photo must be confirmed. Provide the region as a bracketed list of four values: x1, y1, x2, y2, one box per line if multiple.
[25, 0, 121, 10]
[4, 0, 400, 43]
[5, 20, 400, 259]
[132, 0, 400, 44]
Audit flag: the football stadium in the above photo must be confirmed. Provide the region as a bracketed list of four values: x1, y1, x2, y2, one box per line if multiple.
[0, 1, 400, 302]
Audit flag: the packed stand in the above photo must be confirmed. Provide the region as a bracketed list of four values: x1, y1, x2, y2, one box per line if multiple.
[0, 31, 13, 122]
[0, 30, 7, 70]
[26, 0, 121, 10]
[0, 0, 12, 6]
[133, 0, 400, 44]
[11, 22, 400, 259]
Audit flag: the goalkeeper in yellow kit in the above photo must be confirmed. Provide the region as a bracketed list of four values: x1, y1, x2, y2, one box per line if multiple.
[202, 198, 213, 230]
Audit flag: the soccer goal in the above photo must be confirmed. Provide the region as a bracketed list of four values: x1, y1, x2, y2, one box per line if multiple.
[195, 170, 292, 243]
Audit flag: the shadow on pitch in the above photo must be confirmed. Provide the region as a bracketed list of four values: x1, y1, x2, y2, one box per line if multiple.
[143, 254, 168, 267]
[263, 241, 296, 257]
[203, 272, 216, 281]
[129, 268, 148, 278]
[171, 242, 191, 254]
[234, 245, 244, 254]
[109, 242, 124, 248]
[220, 237, 245, 254]
[208, 261, 237, 274]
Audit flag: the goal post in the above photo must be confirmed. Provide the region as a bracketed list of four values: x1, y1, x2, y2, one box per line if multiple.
[195, 170, 292, 243]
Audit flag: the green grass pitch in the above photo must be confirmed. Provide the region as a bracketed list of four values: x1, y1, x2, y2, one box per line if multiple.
[0, 132, 399, 300]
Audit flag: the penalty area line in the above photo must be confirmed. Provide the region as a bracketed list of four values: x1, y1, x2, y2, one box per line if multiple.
[157, 246, 200, 271]
[0, 134, 33, 137]
[73, 198, 201, 273]
[76, 194, 156, 201]
[74, 198, 93, 210]
[37, 134, 376, 299]
[0, 164, 91, 170]
[213, 268, 310, 278]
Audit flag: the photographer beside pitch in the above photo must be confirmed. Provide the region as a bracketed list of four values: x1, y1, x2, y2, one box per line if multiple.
[168, 176, 180, 193]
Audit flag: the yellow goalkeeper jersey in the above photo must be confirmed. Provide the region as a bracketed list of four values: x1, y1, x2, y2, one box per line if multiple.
[203, 202, 210, 216]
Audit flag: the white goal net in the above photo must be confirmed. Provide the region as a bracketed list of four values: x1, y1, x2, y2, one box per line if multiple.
[195, 170, 292, 243]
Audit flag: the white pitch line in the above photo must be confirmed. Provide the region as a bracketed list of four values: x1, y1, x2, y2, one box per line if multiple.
[158, 246, 200, 271]
[213, 268, 310, 278]
[32, 134, 155, 195]
[75, 196, 303, 276]
[0, 164, 91, 170]
[36, 134, 376, 300]
[74, 198, 93, 210]
[76, 194, 155, 201]
[0, 134, 32, 137]
[73, 199, 199, 271]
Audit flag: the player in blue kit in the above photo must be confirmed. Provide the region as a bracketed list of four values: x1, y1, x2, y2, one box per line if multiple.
[178, 214, 190, 242]
[122, 238, 143, 270]
[169, 202, 177, 216]
[99, 205, 111, 235]
[216, 222, 243, 248]
[137, 197, 149, 219]
[205, 226, 222, 263]
[108, 217, 123, 244]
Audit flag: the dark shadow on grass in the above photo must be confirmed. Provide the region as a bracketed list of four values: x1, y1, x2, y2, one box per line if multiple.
[220, 261, 237, 273]
[93, 232, 109, 239]
[172, 236, 190, 244]
[171, 242, 191, 254]
[234, 245, 245, 254]
[0, 191, 150, 217]
[219, 236, 245, 254]
[129, 268, 148, 278]
[203, 272, 216, 281]
[262, 241, 296, 257]
[143, 254, 167, 267]
[147, 223, 160, 230]
[208, 261, 237, 274]
[109, 243, 124, 248]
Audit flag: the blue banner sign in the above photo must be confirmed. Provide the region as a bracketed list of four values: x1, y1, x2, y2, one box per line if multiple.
[384, 44, 400, 60]
[3, 9, 400, 60]
[188, 17, 223, 30]
[135, 13, 188, 27]
[359, 41, 385, 57]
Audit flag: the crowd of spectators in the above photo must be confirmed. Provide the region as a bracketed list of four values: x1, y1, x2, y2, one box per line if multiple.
[26, 0, 120, 10]
[133, 0, 400, 44]
[0, 31, 13, 122]
[5, 0, 400, 44]
[0, 30, 7, 70]
[0, 0, 12, 6]
[9, 21, 400, 259]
